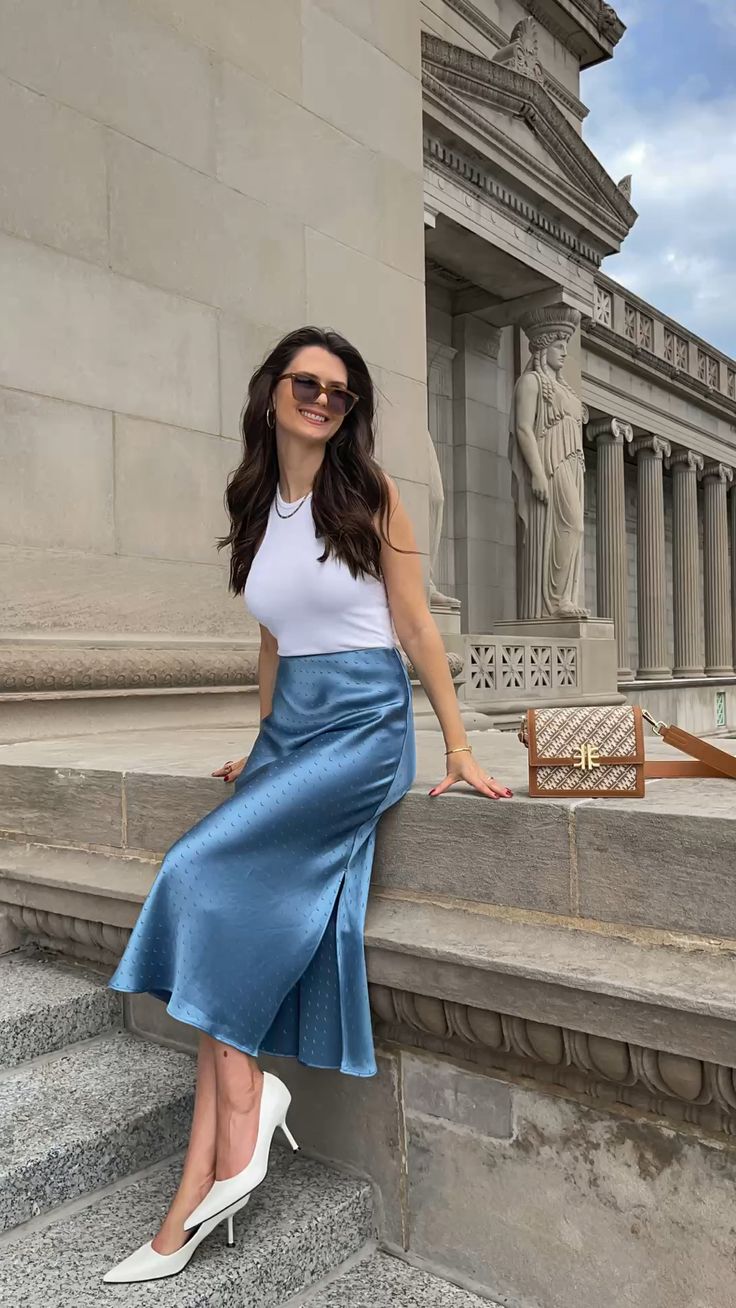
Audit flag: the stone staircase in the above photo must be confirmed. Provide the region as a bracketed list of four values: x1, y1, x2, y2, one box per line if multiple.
[0, 947, 493, 1307]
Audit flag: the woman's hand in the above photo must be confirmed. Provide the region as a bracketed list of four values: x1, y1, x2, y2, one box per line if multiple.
[429, 750, 513, 800]
[211, 756, 247, 784]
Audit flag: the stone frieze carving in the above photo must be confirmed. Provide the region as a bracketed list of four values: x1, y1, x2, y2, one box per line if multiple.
[369, 984, 736, 1139]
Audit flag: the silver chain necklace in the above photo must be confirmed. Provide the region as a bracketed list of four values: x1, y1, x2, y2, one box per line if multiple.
[274, 488, 311, 519]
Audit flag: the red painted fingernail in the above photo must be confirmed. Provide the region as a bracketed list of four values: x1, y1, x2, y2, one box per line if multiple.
[428, 788, 436, 796]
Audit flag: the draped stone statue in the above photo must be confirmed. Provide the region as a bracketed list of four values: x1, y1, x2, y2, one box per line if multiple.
[426, 426, 461, 617]
[509, 305, 589, 620]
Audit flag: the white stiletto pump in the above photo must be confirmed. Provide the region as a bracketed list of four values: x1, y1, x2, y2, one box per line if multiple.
[102, 1192, 250, 1284]
[183, 1071, 299, 1231]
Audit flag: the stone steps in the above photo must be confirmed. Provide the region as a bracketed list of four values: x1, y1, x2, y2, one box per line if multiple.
[0, 1026, 195, 1232]
[0, 948, 493, 1306]
[0, 1146, 375, 1307]
[0, 946, 121, 1068]
[282, 1249, 494, 1306]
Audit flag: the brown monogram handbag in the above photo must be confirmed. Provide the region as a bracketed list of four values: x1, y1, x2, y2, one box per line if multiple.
[520, 704, 736, 799]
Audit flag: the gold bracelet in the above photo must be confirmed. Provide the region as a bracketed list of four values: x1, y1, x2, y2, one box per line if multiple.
[445, 745, 472, 755]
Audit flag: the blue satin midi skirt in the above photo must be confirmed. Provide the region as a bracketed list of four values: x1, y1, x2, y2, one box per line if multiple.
[107, 645, 416, 1077]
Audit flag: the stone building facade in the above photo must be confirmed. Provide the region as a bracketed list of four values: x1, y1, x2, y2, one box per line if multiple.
[3, 7, 736, 1307]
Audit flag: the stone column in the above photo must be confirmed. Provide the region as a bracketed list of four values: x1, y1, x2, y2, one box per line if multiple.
[702, 462, 734, 676]
[632, 435, 671, 679]
[586, 417, 633, 679]
[667, 448, 704, 677]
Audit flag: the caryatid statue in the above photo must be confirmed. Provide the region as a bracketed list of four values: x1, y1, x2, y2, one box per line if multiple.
[509, 305, 589, 620]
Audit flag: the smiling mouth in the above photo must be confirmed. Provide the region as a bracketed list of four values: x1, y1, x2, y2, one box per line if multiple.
[299, 409, 329, 425]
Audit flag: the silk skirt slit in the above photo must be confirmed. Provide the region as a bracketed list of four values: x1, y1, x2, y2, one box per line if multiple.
[107, 645, 416, 1077]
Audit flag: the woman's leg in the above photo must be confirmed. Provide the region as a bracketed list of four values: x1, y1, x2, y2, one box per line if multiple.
[151, 1032, 219, 1254]
[213, 1039, 265, 1179]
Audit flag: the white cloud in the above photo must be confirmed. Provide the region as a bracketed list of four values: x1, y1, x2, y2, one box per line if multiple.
[584, 87, 736, 355]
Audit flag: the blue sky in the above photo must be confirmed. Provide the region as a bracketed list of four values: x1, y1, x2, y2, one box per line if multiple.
[582, 0, 736, 357]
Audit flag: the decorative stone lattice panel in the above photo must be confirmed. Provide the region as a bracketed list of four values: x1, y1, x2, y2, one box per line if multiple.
[463, 636, 580, 704]
[698, 348, 719, 389]
[593, 284, 612, 327]
[664, 328, 688, 370]
[728, 368, 736, 401]
[624, 303, 653, 351]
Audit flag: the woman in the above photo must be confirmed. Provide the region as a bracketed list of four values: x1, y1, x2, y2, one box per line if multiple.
[103, 326, 512, 1283]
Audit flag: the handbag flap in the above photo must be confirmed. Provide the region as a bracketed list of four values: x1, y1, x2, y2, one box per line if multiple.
[527, 705, 644, 767]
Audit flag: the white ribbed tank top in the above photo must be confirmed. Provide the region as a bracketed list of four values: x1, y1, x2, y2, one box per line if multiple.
[244, 487, 398, 656]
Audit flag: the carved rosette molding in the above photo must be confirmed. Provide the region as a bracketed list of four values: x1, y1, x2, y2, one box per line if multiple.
[369, 984, 736, 1140]
[0, 644, 260, 693]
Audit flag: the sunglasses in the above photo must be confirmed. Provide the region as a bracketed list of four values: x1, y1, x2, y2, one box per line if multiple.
[277, 372, 359, 418]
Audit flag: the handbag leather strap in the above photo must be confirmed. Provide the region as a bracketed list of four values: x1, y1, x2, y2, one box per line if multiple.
[644, 723, 736, 781]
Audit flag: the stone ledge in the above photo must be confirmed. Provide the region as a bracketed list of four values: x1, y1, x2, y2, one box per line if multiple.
[2, 837, 735, 1086]
[2, 726, 736, 938]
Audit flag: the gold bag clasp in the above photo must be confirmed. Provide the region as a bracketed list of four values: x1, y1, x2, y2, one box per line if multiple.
[576, 743, 601, 771]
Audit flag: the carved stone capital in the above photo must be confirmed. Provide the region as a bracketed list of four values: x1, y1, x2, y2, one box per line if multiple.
[631, 434, 671, 462]
[519, 303, 581, 348]
[667, 448, 704, 475]
[585, 416, 633, 447]
[701, 462, 734, 485]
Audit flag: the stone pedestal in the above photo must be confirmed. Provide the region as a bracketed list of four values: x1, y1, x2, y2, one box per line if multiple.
[460, 617, 622, 714]
[586, 417, 633, 680]
[702, 463, 734, 677]
[632, 436, 671, 679]
[668, 449, 704, 677]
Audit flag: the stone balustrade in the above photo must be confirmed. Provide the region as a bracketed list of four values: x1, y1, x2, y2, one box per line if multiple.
[593, 274, 736, 406]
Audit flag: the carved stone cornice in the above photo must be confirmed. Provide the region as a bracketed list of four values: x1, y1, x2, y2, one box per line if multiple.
[424, 130, 604, 268]
[0, 641, 260, 693]
[421, 33, 635, 244]
[370, 984, 736, 1140]
[525, 0, 624, 60]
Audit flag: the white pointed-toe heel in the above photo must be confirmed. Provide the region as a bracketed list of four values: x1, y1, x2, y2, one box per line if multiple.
[183, 1070, 299, 1231]
[102, 1192, 250, 1284]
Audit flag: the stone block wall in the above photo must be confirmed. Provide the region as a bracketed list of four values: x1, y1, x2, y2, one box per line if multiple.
[0, 0, 428, 641]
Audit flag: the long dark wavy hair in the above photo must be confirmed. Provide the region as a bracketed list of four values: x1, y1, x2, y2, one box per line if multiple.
[217, 325, 419, 596]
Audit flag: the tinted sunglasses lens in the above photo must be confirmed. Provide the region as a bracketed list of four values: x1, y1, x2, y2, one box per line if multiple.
[292, 375, 321, 405]
[291, 375, 354, 417]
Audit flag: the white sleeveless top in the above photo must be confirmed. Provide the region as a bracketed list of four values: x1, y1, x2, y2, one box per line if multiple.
[244, 487, 398, 656]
